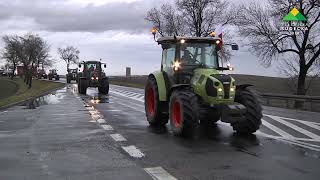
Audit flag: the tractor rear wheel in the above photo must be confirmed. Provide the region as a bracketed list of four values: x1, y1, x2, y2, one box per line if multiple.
[169, 89, 198, 137]
[78, 78, 87, 94]
[231, 87, 262, 133]
[144, 76, 168, 126]
[98, 78, 109, 94]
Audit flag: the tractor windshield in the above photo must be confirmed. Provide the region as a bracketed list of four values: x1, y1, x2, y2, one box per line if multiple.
[86, 63, 101, 72]
[180, 43, 218, 68]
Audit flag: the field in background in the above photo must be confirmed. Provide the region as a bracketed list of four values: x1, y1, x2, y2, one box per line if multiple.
[0, 77, 65, 108]
[109, 74, 320, 96]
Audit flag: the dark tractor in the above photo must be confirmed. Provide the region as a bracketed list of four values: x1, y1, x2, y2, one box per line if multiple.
[48, 69, 60, 81]
[77, 61, 109, 95]
[37, 69, 47, 79]
[66, 68, 78, 83]
[145, 34, 262, 137]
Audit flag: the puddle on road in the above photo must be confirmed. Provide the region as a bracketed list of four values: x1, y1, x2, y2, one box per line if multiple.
[24, 88, 66, 109]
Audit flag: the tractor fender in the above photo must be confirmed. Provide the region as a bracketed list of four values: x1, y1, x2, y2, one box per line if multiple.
[236, 84, 253, 90]
[148, 71, 167, 102]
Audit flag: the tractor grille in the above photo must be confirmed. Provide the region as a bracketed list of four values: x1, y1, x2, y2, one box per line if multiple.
[211, 74, 232, 99]
[205, 79, 217, 97]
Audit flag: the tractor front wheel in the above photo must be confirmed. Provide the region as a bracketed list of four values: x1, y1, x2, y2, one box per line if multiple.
[144, 76, 168, 126]
[169, 89, 198, 137]
[231, 87, 262, 133]
[199, 107, 221, 126]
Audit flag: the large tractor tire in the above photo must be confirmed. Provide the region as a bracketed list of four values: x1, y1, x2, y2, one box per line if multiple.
[48, 76, 52, 80]
[144, 76, 168, 126]
[55, 76, 60, 81]
[67, 75, 71, 83]
[199, 107, 221, 125]
[98, 78, 109, 94]
[78, 78, 87, 94]
[169, 89, 198, 137]
[231, 87, 262, 134]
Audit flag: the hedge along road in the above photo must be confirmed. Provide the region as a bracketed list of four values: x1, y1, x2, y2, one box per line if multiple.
[0, 77, 65, 108]
[76, 84, 320, 180]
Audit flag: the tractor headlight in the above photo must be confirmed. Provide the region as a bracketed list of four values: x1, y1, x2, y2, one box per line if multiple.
[230, 87, 235, 92]
[173, 61, 181, 71]
[91, 77, 94, 80]
[218, 88, 223, 92]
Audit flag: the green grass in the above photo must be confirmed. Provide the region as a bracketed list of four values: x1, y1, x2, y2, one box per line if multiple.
[0, 77, 65, 108]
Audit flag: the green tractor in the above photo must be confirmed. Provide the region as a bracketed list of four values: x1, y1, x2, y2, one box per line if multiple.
[48, 69, 60, 81]
[66, 68, 78, 83]
[145, 36, 262, 137]
[77, 61, 109, 95]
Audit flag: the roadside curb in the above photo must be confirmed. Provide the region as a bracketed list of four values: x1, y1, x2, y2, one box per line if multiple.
[0, 82, 66, 110]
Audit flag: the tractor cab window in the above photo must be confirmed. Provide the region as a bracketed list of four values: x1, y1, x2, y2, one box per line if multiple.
[162, 44, 176, 71]
[86, 63, 101, 72]
[180, 43, 218, 68]
[70, 69, 77, 73]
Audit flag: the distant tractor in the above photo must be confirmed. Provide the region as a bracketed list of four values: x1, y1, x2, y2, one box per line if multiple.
[66, 68, 78, 83]
[145, 34, 262, 137]
[48, 69, 60, 81]
[37, 69, 47, 79]
[77, 61, 109, 95]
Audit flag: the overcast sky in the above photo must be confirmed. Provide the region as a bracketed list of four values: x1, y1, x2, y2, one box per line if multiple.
[0, 0, 281, 76]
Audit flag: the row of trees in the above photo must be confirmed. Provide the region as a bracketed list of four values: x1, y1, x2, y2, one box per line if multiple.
[146, 0, 320, 101]
[1, 33, 80, 88]
[1, 34, 51, 88]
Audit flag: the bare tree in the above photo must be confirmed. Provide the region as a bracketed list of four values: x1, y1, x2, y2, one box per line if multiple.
[146, 0, 234, 37]
[57, 46, 80, 73]
[19, 34, 51, 88]
[146, 0, 235, 62]
[1, 35, 20, 79]
[235, 0, 320, 102]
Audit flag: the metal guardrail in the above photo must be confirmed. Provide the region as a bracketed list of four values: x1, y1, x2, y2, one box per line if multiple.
[260, 93, 320, 112]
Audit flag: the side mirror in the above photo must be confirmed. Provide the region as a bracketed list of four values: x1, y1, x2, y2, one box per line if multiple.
[104, 64, 106, 68]
[79, 64, 81, 68]
[231, 44, 239, 51]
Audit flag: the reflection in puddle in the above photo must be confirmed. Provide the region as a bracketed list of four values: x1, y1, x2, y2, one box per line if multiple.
[89, 94, 110, 104]
[25, 90, 66, 109]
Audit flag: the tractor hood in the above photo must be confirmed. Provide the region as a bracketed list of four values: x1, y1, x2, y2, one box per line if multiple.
[191, 68, 236, 105]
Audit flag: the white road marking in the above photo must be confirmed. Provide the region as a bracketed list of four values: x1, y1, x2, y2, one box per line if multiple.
[262, 119, 294, 138]
[110, 134, 127, 142]
[144, 167, 177, 180]
[266, 115, 320, 140]
[0, 111, 8, 115]
[110, 90, 144, 102]
[97, 119, 106, 124]
[101, 124, 113, 130]
[122, 145, 145, 158]
[257, 132, 320, 152]
[105, 109, 121, 112]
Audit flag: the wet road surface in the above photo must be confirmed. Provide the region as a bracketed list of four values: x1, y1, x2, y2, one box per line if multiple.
[1, 83, 320, 180]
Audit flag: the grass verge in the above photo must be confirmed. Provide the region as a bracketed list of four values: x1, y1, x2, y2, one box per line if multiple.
[0, 77, 65, 108]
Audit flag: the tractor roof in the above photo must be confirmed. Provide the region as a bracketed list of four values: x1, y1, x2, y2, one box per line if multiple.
[157, 36, 221, 44]
[84, 61, 101, 64]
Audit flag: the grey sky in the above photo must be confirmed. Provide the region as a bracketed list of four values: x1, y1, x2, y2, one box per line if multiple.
[0, 0, 281, 76]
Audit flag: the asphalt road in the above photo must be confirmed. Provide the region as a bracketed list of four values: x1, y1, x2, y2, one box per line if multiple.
[1, 83, 320, 180]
